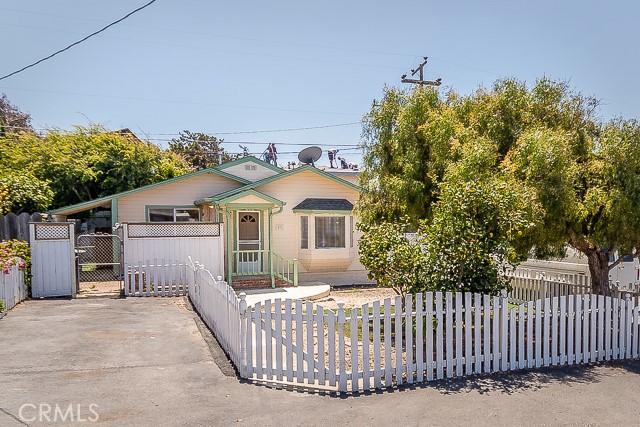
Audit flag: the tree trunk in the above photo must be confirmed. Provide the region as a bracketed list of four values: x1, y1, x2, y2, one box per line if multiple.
[586, 249, 611, 296]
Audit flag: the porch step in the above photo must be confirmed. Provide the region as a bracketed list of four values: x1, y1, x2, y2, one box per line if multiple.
[232, 276, 289, 290]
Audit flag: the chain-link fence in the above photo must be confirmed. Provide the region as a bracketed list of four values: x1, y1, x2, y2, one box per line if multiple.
[76, 234, 123, 292]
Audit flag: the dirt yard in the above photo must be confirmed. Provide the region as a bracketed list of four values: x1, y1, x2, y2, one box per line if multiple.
[314, 286, 398, 310]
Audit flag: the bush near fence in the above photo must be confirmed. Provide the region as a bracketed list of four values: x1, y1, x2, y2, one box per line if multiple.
[185, 259, 640, 394]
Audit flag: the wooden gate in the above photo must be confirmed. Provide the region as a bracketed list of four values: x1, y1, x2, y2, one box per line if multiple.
[30, 222, 76, 298]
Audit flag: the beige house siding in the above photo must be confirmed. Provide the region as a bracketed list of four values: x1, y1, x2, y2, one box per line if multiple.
[255, 170, 363, 273]
[221, 161, 280, 182]
[117, 173, 242, 223]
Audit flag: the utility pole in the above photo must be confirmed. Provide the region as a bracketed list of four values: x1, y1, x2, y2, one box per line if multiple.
[401, 57, 442, 87]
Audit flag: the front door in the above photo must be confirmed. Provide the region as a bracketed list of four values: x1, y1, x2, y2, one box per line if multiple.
[236, 211, 261, 274]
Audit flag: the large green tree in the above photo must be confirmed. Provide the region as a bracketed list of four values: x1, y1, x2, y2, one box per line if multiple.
[168, 130, 235, 170]
[0, 126, 190, 209]
[359, 78, 640, 295]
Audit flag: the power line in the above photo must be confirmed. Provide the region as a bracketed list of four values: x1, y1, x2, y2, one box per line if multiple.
[1, 121, 363, 137]
[0, 0, 159, 81]
[157, 121, 363, 136]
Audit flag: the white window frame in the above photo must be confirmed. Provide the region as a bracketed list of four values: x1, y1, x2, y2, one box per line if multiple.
[146, 206, 201, 222]
[314, 215, 347, 249]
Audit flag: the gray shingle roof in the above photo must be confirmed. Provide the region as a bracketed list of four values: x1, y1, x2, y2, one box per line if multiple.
[292, 198, 353, 211]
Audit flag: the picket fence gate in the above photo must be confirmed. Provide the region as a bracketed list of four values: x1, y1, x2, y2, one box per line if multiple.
[124, 260, 190, 296]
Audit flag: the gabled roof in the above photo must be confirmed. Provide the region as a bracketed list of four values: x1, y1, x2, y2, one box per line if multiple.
[215, 155, 284, 174]
[49, 167, 251, 216]
[197, 165, 360, 205]
[209, 188, 284, 207]
[293, 198, 353, 212]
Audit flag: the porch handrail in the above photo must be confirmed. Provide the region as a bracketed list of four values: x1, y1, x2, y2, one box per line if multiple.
[230, 248, 298, 288]
[271, 252, 298, 287]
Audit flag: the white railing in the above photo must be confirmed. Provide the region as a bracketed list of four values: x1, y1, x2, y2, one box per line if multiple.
[124, 260, 189, 296]
[187, 257, 246, 369]
[507, 267, 640, 304]
[506, 268, 591, 303]
[1, 259, 27, 315]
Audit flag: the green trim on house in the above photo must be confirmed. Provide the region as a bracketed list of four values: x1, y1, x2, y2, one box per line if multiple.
[198, 165, 360, 205]
[225, 209, 233, 285]
[216, 155, 284, 174]
[49, 168, 250, 216]
[111, 198, 118, 228]
[291, 209, 352, 215]
[144, 205, 201, 221]
[221, 203, 280, 210]
[208, 189, 284, 207]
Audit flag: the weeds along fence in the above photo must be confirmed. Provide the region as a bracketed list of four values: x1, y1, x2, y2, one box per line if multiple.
[124, 260, 190, 296]
[1, 260, 27, 316]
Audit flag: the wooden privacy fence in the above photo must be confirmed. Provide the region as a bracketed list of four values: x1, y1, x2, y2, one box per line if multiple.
[0, 212, 43, 242]
[1, 260, 27, 316]
[124, 260, 190, 296]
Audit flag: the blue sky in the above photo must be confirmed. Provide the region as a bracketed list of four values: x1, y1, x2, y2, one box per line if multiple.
[1, 0, 638, 165]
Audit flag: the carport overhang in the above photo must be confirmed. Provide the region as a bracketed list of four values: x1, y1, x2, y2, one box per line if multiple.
[48, 197, 116, 228]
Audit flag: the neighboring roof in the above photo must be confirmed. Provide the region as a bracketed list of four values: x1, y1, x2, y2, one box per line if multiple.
[49, 167, 251, 216]
[215, 155, 284, 174]
[293, 198, 353, 212]
[197, 165, 360, 204]
[208, 188, 284, 207]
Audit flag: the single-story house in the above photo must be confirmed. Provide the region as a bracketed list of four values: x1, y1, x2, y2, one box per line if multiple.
[50, 156, 368, 286]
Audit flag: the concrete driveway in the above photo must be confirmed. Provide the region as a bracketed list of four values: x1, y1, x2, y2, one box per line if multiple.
[2, 297, 640, 426]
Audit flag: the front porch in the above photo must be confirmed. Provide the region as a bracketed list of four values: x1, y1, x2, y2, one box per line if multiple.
[198, 188, 299, 288]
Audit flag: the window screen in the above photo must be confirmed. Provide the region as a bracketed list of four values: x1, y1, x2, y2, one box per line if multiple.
[315, 216, 345, 248]
[300, 216, 308, 249]
[148, 207, 200, 222]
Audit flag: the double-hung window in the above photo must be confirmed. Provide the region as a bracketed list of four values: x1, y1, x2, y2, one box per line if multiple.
[148, 206, 200, 222]
[315, 216, 345, 248]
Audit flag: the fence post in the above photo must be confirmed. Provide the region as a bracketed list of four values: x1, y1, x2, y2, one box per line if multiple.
[337, 302, 347, 393]
[293, 259, 299, 287]
[239, 292, 248, 377]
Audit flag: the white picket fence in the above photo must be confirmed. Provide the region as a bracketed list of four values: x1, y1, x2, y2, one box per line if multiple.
[1, 260, 27, 316]
[507, 268, 591, 303]
[241, 292, 639, 392]
[507, 268, 640, 304]
[187, 258, 246, 369]
[124, 260, 190, 296]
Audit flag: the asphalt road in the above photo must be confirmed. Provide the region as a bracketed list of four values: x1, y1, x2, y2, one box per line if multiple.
[1, 297, 640, 426]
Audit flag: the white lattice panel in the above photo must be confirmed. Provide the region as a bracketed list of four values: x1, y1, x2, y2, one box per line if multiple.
[34, 224, 70, 240]
[127, 223, 221, 238]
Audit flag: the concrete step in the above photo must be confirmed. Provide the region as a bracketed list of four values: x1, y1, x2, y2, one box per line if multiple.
[231, 276, 289, 290]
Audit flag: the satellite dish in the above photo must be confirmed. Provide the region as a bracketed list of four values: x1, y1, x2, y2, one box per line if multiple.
[298, 146, 322, 167]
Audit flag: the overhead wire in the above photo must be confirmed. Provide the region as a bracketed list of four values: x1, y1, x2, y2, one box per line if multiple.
[0, 0, 159, 81]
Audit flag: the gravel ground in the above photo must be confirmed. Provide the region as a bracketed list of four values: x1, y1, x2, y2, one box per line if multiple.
[313, 287, 398, 310]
